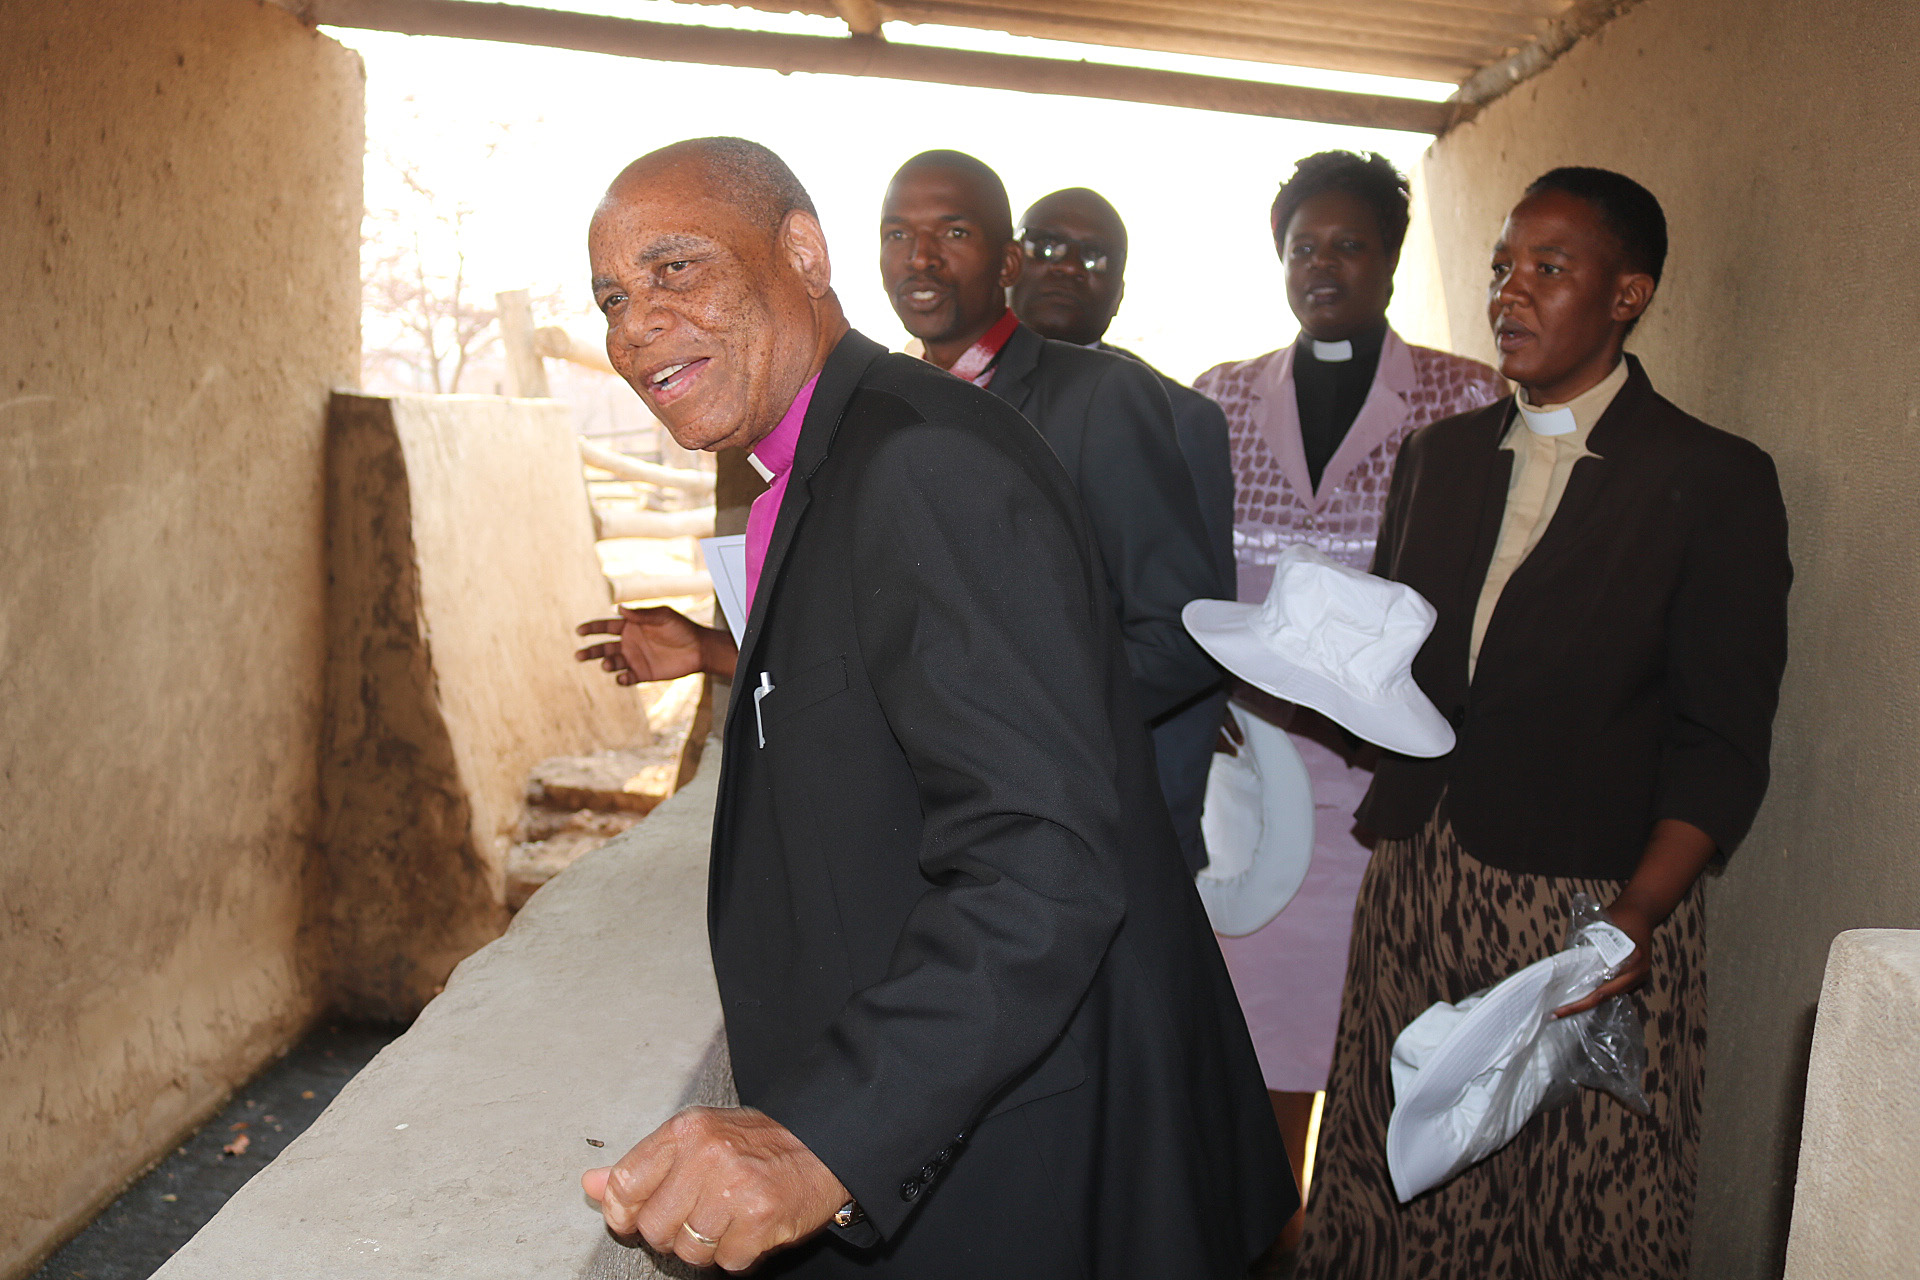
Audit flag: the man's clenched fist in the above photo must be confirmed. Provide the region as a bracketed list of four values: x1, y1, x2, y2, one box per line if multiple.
[583, 1106, 849, 1272]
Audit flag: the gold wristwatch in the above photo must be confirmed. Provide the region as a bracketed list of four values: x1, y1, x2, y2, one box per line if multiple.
[833, 1199, 864, 1229]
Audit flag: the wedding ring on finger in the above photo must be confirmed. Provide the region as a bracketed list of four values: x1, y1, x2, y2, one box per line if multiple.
[680, 1222, 721, 1249]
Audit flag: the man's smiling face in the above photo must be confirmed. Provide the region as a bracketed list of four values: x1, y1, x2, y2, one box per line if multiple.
[589, 159, 819, 453]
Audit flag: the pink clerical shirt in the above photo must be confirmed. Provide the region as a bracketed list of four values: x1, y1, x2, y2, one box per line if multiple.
[743, 373, 820, 614]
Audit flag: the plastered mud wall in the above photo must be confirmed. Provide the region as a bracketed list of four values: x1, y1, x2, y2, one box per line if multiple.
[321, 394, 649, 1018]
[0, 2, 363, 1274]
[1404, 2, 1920, 1274]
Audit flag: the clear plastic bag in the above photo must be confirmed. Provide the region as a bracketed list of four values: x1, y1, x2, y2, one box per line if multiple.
[1386, 893, 1650, 1200]
[1557, 893, 1650, 1115]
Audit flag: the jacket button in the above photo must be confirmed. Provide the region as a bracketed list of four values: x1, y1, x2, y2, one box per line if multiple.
[899, 1178, 921, 1202]
[1448, 705, 1467, 729]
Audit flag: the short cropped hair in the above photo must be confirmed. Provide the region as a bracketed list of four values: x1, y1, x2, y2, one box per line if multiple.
[681, 136, 817, 232]
[895, 149, 1013, 241]
[1270, 151, 1412, 256]
[1523, 166, 1668, 284]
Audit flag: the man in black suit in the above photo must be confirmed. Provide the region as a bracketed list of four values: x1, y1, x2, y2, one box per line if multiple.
[575, 138, 1288, 1276]
[1011, 187, 1234, 587]
[1011, 185, 1236, 875]
[882, 153, 1225, 873]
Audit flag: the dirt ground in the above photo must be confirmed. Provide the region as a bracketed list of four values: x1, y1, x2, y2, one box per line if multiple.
[29, 1023, 402, 1280]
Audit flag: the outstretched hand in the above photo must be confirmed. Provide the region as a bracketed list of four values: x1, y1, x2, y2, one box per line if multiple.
[576, 605, 737, 684]
[582, 1106, 849, 1273]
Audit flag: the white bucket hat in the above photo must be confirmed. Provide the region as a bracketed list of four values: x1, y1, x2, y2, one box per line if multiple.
[1195, 704, 1315, 937]
[1384, 922, 1636, 1202]
[1182, 544, 1454, 758]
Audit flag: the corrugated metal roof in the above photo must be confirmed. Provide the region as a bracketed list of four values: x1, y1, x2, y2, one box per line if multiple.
[298, 0, 1644, 128]
[695, 0, 1589, 84]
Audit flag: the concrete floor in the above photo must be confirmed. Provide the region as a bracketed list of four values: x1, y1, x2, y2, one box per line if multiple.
[31, 1022, 401, 1280]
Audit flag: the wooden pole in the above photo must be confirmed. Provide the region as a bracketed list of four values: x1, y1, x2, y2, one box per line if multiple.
[578, 439, 717, 496]
[829, 0, 885, 39]
[305, 0, 1451, 134]
[534, 325, 616, 377]
[607, 570, 714, 603]
[593, 505, 717, 540]
[495, 288, 550, 398]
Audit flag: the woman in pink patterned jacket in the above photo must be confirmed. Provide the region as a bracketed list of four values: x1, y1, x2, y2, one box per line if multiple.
[1193, 151, 1504, 1254]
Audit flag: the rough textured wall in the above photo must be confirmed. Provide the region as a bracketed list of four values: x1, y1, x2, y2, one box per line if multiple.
[1783, 930, 1920, 1277]
[0, 2, 363, 1275]
[322, 394, 649, 1018]
[1406, 3, 1920, 1274]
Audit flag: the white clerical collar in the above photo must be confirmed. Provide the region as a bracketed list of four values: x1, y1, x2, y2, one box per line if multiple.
[747, 452, 775, 483]
[1309, 338, 1353, 363]
[1516, 402, 1578, 437]
[1515, 358, 1630, 439]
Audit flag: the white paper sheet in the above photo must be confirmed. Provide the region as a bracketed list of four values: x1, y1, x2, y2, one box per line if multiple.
[700, 534, 750, 647]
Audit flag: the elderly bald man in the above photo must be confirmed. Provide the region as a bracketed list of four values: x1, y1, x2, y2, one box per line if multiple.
[575, 137, 1288, 1277]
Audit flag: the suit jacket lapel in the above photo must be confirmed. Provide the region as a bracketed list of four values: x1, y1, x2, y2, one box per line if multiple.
[732, 329, 886, 685]
[1453, 403, 1516, 693]
[1313, 328, 1415, 507]
[985, 321, 1041, 412]
[1248, 343, 1316, 505]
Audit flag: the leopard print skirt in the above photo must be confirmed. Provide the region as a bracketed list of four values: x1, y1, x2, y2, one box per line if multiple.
[1293, 807, 1706, 1280]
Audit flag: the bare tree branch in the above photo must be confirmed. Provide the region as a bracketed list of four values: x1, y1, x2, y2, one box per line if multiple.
[361, 143, 501, 394]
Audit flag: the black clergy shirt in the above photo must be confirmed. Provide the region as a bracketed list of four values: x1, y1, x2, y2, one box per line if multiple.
[1294, 321, 1387, 492]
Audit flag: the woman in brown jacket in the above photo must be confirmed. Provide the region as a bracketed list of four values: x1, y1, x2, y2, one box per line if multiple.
[1295, 169, 1791, 1279]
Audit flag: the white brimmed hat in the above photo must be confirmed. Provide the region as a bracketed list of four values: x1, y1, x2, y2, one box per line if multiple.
[1384, 921, 1632, 1202]
[1182, 544, 1454, 758]
[1195, 704, 1315, 937]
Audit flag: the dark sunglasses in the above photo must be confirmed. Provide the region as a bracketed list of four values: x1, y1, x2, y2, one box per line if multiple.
[1019, 232, 1112, 275]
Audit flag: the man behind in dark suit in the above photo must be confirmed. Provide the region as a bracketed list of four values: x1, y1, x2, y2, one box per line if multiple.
[1011, 185, 1236, 875]
[881, 153, 1225, 873]
[575, 138, 1288, 1276]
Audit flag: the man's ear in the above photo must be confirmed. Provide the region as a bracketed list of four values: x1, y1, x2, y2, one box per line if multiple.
[783, 211, 834, 299]
[1613, 271, 1657, 326]
[999, 238, 1023, 289]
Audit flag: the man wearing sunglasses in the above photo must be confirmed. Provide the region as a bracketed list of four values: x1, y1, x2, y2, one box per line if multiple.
[881, 151, 1226, 874]
[1012, 189, 1236, 876]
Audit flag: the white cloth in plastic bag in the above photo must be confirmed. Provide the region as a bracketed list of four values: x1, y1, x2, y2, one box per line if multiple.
[1385, 894, 1648, 1202]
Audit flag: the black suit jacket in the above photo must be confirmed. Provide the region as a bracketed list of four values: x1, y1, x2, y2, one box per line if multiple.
[713, 331, 1290, 1275]
[1091, 339, 1236, 872]
[986, 323, 1222, 723]
[1359, 357, 1791, 879]
[1098, 340, 1236, 595]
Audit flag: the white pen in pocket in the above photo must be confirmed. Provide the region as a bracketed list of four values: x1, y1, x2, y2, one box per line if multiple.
[754, 670, 776, 748]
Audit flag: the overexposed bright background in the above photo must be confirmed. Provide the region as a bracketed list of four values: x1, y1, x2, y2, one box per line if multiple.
[331, 2, 1455, 389]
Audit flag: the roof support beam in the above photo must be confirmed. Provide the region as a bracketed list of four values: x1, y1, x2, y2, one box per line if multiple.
[827, 0, 885, 38]
[299, 0, 1449, 133]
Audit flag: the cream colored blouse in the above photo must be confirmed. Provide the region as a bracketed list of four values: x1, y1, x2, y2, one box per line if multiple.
[1468, 359, 1630, 677]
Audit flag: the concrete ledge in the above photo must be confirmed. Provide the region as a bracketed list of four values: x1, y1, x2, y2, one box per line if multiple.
[152, 757, 725, 1279]
[1784, 928, 1920, 1277]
